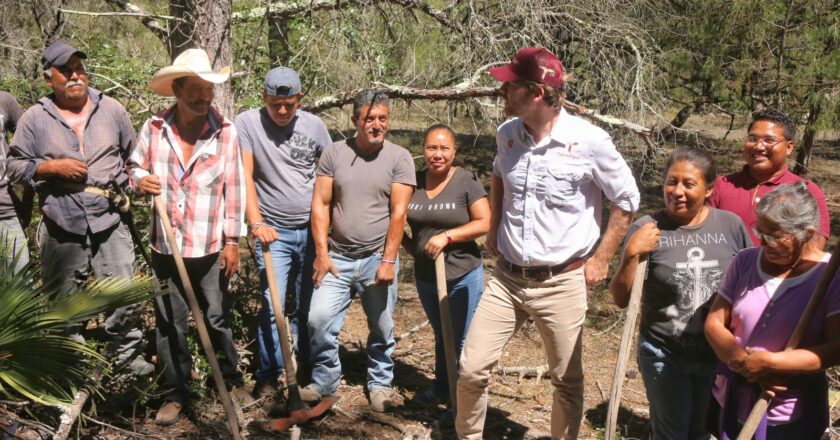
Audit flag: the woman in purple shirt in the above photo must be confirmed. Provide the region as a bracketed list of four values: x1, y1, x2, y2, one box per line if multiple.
[705, 183, 840, 440]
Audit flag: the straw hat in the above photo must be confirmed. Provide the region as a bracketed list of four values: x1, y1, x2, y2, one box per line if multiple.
[150, 48, 231, 96]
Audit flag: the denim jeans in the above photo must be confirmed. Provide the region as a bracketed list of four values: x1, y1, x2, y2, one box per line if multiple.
[307, 251, 398, 395]
[254, 225, 315, 381]
[415, 264, 484, 398]
[637, 336, 715, 440]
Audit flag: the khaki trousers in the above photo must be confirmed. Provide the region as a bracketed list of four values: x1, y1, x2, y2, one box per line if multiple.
[456, 264, 586, 440]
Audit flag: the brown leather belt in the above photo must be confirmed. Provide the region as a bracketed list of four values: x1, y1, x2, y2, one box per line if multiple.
[498, 257, 585, 281]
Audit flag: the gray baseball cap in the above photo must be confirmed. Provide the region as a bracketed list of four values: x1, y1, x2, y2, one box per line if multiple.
[42, 40, 87, 70]
[264, 67, 301, 96]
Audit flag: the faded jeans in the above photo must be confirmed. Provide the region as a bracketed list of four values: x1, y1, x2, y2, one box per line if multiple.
[457, 264, 586, 440]
[254, 225, 315, 380]
[307, 251, 398, 395]
[637, 336, 714, 440]
[0, 216, 29, 272]
[415, 264, 484, 399]
[38, 217, 144, 368]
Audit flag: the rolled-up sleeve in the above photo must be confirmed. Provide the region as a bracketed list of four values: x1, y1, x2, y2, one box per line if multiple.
[223, 126, 245, 240]
[128, 120, 152, 189]
[590, 131, 640, 213]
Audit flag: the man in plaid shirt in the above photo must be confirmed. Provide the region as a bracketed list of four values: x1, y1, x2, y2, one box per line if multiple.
[128, 49, 248, 426]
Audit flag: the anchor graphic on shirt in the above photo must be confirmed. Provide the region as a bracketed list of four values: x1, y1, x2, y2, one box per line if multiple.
[667, 246, 723, 335]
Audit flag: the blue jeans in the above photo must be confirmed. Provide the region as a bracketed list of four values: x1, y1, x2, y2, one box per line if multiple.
[637, 336, 715, 440]
[254, 225, 315, 381]
[415, 264, 484, 398]
[307, 251, 398, 395]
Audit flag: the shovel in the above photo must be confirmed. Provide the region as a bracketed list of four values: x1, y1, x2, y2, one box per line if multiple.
[736, 249, 840, 440]
[435, 253, 460, 413]
[263, 249, 339, 431]
[605, 255, 648, 440]
[152, 195, 242, 440]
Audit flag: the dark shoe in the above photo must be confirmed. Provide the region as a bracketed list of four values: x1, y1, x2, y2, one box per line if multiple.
[299, 384, 323, 404]
[252, 378, 278, 400]
[370, 388, 394, 413]
[408, 388, 446, 407]
[155, 401, 183, 426]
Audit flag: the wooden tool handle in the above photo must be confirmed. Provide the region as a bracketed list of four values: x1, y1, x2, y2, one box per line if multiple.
[153, 195, 242, 440]
[605, 255, 648, 440]
[435, 253, 459, 413]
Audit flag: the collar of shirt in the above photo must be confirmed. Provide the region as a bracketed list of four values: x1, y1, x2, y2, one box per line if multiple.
[150, 105, 227, 178]
[514, 108, 571, 151]
[38, 87, 103, 124]
[738, 164, 795, 187]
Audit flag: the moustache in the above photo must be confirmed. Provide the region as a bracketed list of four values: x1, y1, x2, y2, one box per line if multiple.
[65, 80, 85, 88]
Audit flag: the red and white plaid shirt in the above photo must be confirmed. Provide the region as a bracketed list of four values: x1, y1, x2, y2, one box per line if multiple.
[129, 106, 245, 258]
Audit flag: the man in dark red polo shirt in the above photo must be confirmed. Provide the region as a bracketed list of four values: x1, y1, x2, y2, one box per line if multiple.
[708, 108, 830, 248]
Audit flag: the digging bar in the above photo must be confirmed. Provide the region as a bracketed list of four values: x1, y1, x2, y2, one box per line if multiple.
[152, 195, 242, 439]
[736, 248, 840, 440]
[264, 249, 338, 431]
[435, 253, 460, 413]
[605, 255, 648, 440]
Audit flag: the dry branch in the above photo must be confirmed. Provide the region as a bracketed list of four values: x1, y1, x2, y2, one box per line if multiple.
[394, 319, 429, 342]
[59, 8, 183, 22]
[494, 365, 550, 379]
[232, 0, 461, 33]
[53, 388, 90, 440]
[101, 0, 169, 43]
[303, 84, 653, 139]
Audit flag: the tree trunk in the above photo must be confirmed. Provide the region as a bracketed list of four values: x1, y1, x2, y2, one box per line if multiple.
[268, 12, 291, 67]
[169, 0, 234, 118]
[793, 97, 822, 177]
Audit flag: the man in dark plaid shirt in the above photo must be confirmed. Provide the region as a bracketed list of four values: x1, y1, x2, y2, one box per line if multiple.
[6, 40, 152, 376]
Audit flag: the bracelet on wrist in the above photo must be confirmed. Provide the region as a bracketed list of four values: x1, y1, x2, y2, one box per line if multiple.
[381, 258, 397, 265]
[444, 229, 453, 243]
[225, 239, 240, 247]
[249, 221, 263, 230]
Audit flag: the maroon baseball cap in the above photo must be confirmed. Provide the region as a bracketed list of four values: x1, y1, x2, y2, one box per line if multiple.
[489, 47, 565, 87]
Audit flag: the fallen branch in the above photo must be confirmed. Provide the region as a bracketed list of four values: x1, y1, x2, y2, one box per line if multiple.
[494, 365, 550, 379]
[58, 8, 184, 22]
[80, 414, 164, 439]
[53, 388, 91, 440]
[101, 0, 169, 44]
[361, 411, 407, 434]
[302, 84, 653, 139]
[395, 320, 429, 342]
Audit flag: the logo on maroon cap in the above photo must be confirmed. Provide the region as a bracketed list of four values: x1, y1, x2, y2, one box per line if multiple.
[490, 47, 565, 88]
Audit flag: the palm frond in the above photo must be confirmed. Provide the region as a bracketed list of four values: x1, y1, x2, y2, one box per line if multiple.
[0, 254, 163, 405]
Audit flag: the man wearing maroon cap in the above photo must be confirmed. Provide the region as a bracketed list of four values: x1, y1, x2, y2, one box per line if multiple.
[707, 108, 830, 248]
[456, 47, 640, 439]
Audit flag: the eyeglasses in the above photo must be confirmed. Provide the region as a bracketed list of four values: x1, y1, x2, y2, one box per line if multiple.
[750, 224, 795, 247]
[745, 136, 785, 148]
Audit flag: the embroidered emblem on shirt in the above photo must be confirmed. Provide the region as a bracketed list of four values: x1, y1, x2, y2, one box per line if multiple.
[507, 139, 513, 148]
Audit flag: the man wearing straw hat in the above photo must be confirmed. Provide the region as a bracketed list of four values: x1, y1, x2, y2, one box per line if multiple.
[6, 40, 152, 375]
[128, 48, 249, 426]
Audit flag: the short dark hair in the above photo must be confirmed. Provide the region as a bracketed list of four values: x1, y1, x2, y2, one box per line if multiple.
[748, 108, 796, 140]
[663, 148, 717, 186]
[423, 123, 457, 146]
[353, 89, 389, 119]
[517, 80, 565, 109]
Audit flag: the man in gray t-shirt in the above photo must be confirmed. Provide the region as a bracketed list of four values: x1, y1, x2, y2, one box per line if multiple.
[0, 91, 31, 271]
[304, 89, 415, 412]
[235, 67, 332, 398]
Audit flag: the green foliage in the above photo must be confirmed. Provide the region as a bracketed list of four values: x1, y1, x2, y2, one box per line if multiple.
[0, 257, 160, 405]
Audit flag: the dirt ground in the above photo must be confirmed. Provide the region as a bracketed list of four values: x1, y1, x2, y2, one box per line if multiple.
[5, 113, 840, 439]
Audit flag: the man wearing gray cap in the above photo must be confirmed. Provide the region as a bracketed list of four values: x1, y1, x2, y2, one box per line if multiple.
[234, 67, 332, 401]
[6, 40, 152, 375]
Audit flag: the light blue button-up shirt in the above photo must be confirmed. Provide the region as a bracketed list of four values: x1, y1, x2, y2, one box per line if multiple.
[493, 109, 640, 266]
